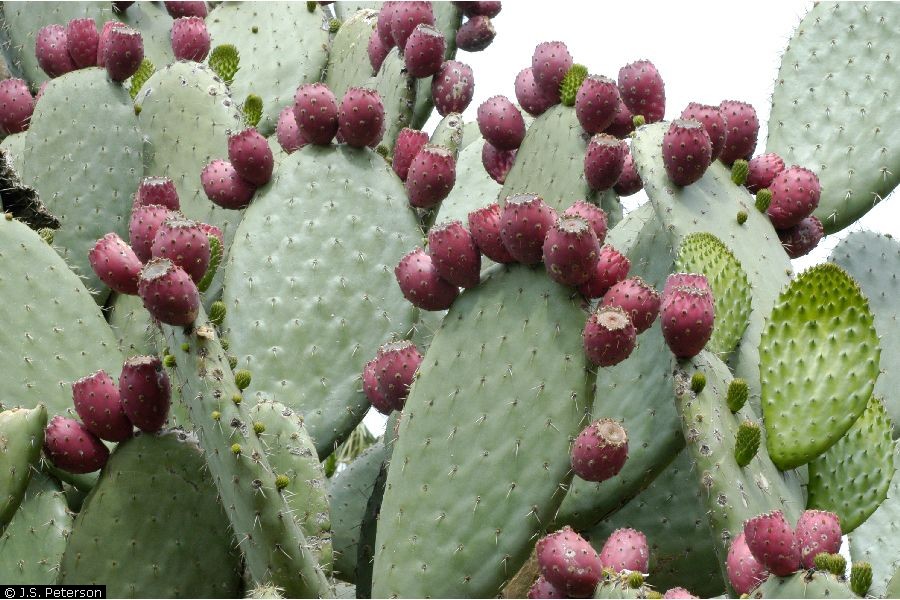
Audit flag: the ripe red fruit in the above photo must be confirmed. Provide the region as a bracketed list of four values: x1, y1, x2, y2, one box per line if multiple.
[570, 418, 628, 482]
[583, 306, 636, 367]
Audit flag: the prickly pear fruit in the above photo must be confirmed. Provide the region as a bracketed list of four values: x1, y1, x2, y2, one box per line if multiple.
[583, 306, 636, 367]
[613, 148, 643, 196]
[481, 142, 516, 185]
[515, 67, 557, 117]
[276, 106, 307, 154]
[578, 244, 630, 299]
[663, 273, 710, 296]
[562, 200, 607, 244]
[129, 204, 173, 263]
[574, 75, 620, 135]
[604, 97, 635, 139]
[601, 276, 660, 333]
[599, 527, 649, 573]
[743, 510, 801, 577]
[432, 60, 475, 116]
[0, 78, 35, 135]
[663, 588, 697, 599]
[133, 176, 179, 211]
[103, 26, 144, 82]
[456, 15, 495, 52]
[390, 1, 434, 50]
[403, 24, 445, 78]
[468, 203, 516, 263]
[150, 215, 211, 283]
[293, 83, 339, 146]
[36, 25, 76, 78]
[170, 16, 210, 62]
[89, 233, 143, 295]
[766, 166, 821, 229]
[659, 280, 715, 358]
[536, 526, 603, 598]
[680, 102, 726, 161]
[850, 562, 873, 597]
[477, 95, 525, 151]
[531, 41, 573, 100]
[368, 29, 390, 72]
[455, 1, 502, 18]
[338, 87, 385, 148]
[719, 100, 759, 165]
[395, 248, 459, 311]
[543, 217, 600, 286]
[745, 152, 785, 193]
[164, 1, 208, 18]
[201, 160, 256, 210]
[363, 357, 393, 415]
[66, 18, 100, 68]
[97, 21, 125, 68]
[228, 128, 274, 186]
[571, 418, 628, 483]
[777, 215, 824, 259]
[662, 119, 712, 186]
[373, 341, 423, 411]
[727, 532, 769, 594]
[72, 370, 133, 443]
[617, 59, 665, 123]
[137, 258, 201, 326]
[584, 133, 627, 192]
[499, 193, 558, 264]
[119, 355, 171, 433]
[795, 510, 842, 569]
[405, 145, 456, 208]
[393, 128, 430, 181]
[527, 576, 566, 599]
[44, 416, 109, 474]
[428, 220, 481, 288]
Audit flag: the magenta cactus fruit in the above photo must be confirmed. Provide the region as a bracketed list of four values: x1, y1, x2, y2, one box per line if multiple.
[659, 281, 715, 358]
[228, 128, 274, 186]
[134, 176, 180, 211]
[542, 217, 601, 286]
[119, 355, 171, 433]
[536, 526, 603, 598]
[745, 152, 786, 193]
[0, 78, 35, 135]
[394, 248, 459, 311]
[778, 215, 824, 259]
[97, 21, 126, 68]
[766, 166, 821, 229]
[481, 142, 516, 185]
[368, 29, 390, 73]
[514, 67, 557, 117]
[89, 233, 143, 295]
[137, 258, 201, 326]
[795, 510, 842, 569]
[663, 588, 698, 599]
[428, 220, 481, 289]
[582, 306, 636, 367]
[201, 160, 256, 210]
[719, 100, 760, 165]
[499, 193, 558, 265]
[604, 97, 635, 139]
[743, 510, 802, 577]
[72, 370, 133, 443]
[164, 1, 208, 19]
[197, 222, 223, 246]
[376, 2, 399, 49]
[575, 75, 621, 135]
[43, 416, 110, 474]
[405, 145, 456, 209]
[456, 15, 495, 52]
[662, 119, 713, 186]
[531, 41, 573, 99]
[363, 357, 394, 415]
[727, 532, 769, 595]
[601, 276, 661, 334]
[477, 95, 526, 151]
[390, 1, 434, 51]
[293, 83, 340, 146]
[562, 200, 608, 244]
[455, 1, 502, 18]
[393, 128, 430, 181]
[599, 527, 650, 573]
[467, 203, 516, 263]
[577, 244, 630, 299]
[613, 148, 643, 197]
[35, 25, 76, 78]
[150, 215, 212, 283]
[571, 418, 628, 483]
[276, 106, 308, 154]
[171, 16, 210, 61]
[432, 60, 475, 116]
[617, 59, 665, 123]
[66, 18, 100, 68]
[403, 24, 445, 78]
[338, 87, 385, 148]
[680, 102, 726, 161]
[373, 341, 423, 410]
[584, 133, 627, 192]
[129, 204, 173, 263]
[103, 26, 144, 82]
[527, 576, 566, 599]
[663, 273, 711, 296]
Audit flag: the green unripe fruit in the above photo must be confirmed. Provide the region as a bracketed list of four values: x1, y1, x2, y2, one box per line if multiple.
[232, 393, 242, 405]
[632, 114, 646, 128]
[212, 411, 222, 421]
[690, 371, 706, 394]
[181, 342, 190, 352]
[646, 592, 663, 600]
[559, 64, 588, 107]
[220, 338, 230, 351]
[306, 1, 316, 11]
[163, 354, 176, 368]
[242, 94, 264, 128]
[231, 443, 242, 455]
[209, 301, 227, 327]
[731, 159, 749, 186]
[275, 474, 290, 490]
[736, 210, 748, 225]
[235, 369, 252, 390]
[734, 420, 760, 467]
[209, 44, 240, 85]
[38, 227, 54, 244]
[814, 552, 831, 571]
[850, 562, 872, 596]
[827, 553, 847, 577]
[626, 572, 644, 589]
[329, 18, 342, 33]
[253, 422, 266, 435]
[228, 355, 238, 370]
[726, 378, 748, 413]
[755, 188, 772, 212]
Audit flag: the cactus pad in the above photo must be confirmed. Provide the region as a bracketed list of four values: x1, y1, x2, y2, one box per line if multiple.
[750, 571, 855, 598]
[325, 9, 378, 102]
[0, 405, 46, 527]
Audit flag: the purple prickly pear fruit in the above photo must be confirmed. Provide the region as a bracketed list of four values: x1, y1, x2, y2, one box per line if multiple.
[373, 340, 423, 410]
[613, 148, 643, 197]
[0, 78, 35, 135]
[44, 416, 109, 474]
[778, 215, 824, 259]
[663, 273, 710, 297]
[428, 220, 481, 289]
[719, 100, 759, 165]
[164, 1, 208, 19]
[662, 119, 713, 187]
[129, 204, 173, 263]
[36, 25, 76, 78]
[394, 248, 459, 311]
[201, 160, 256, 210]
[601, 276, 660, 334]
[535, 526, 603, 598]
[499, 193, 558, 265]
[727, 532, 769, 595]
[617, 59, 665, 123]
[659, 283, 715, 358]
[743, 510, 802, 577]
[795, 510, 842, 569]
[604, 97, 635, 139]
[456, 15, 495, 52]
[293, 83, 339, 146]
[150, 215, 211, 283]
[171, 16, 210, 62]
[481, 142, 516, 185]
[89, 233, 143, 295]
[403, 24, 445, 78]
[338, 87, 385, 148]
[368, 29, 390, 73]
[599, 527, 649, 573]
[477, 95, 526, 151]
[467, 203, 516, 263]
[228, 128, 274, 186]
[138, 258, 201, 326]
[72, 370, 133, 443]
[745, 152, 785, 194]
[393, 128, 430, 182]
[584, 133, 627, 192]
[97, 21, 126, 68]
[363, 357, 393, 415]
[680, 102, 726, 161]
[577, 245, 630, 299]
[134, 176, 180, 211]
[454, 1, 502, 18]
[405, 145, 456, 209]
[575, 75, 621, 135]
[766, 166, 821, 229]
[663, 588, 698, 599]
[103, 26, 144, 82]
[531, 41, 572, 100]
[582, 306, 636, 367]
[119, 355, 171, 433]
[563, 200, 608, 244]
[390, 1, 434, 51]
[571, 418, 628, 482]
[432, 60, 475, 116]
[66, 18, 100, 68]
[376, 2, 399, 49]
[197, 222, 223, 246]
[527, 576, 565, 599]
[514, 67, 557, 117]
[276, 106, 308, 154]
[543, 217, 600, 287]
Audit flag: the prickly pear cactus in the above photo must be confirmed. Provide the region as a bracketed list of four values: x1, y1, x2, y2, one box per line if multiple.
[749, 570, 856, 599]
[0, 405, 46, 527]
[114, 0, 176, 68]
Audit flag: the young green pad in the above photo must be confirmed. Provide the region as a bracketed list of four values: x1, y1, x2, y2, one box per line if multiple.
[749, 571, 856, 599]
[431, 112, 465, 161]
[368, 48, 415, 153]
[324, 9, 379, 102]
[0, 132, 26, 176]
[760, 263, 880, 470]
[0, 405, 47, 527]
[436, 135, 502, 225]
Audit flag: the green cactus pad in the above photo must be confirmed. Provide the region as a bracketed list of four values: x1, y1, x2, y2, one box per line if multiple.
[766, 2, 900, 233]
[0, 471, 71, 583]
[115, 0, 176, 69]
[206, 2, 329, 135]
[0, 132, 26, 176]
[807, 398, 894, 533]
[242, 93, 264, 128]
[107, 292, 158, 357]
[324, 9, 379, 102]
[21, 68, 143, 300]
[675, 232, 752, 356]
[760, 263, 880, 470]
[0, 217, 122, 417]
[223, 144, 419, 456]
[750, 571, 855, 599]
[128, 58, 155, 100]
[372, 264, 591, 598]
[592, 573, 657, 599]
[431, 113, 465, 161]
[437, 135, 502, 225]
[368, 48, 415, 153]
[59, 431, 243, 597]
[886, 567, 900, 600]
[0, 405, 46, 527]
